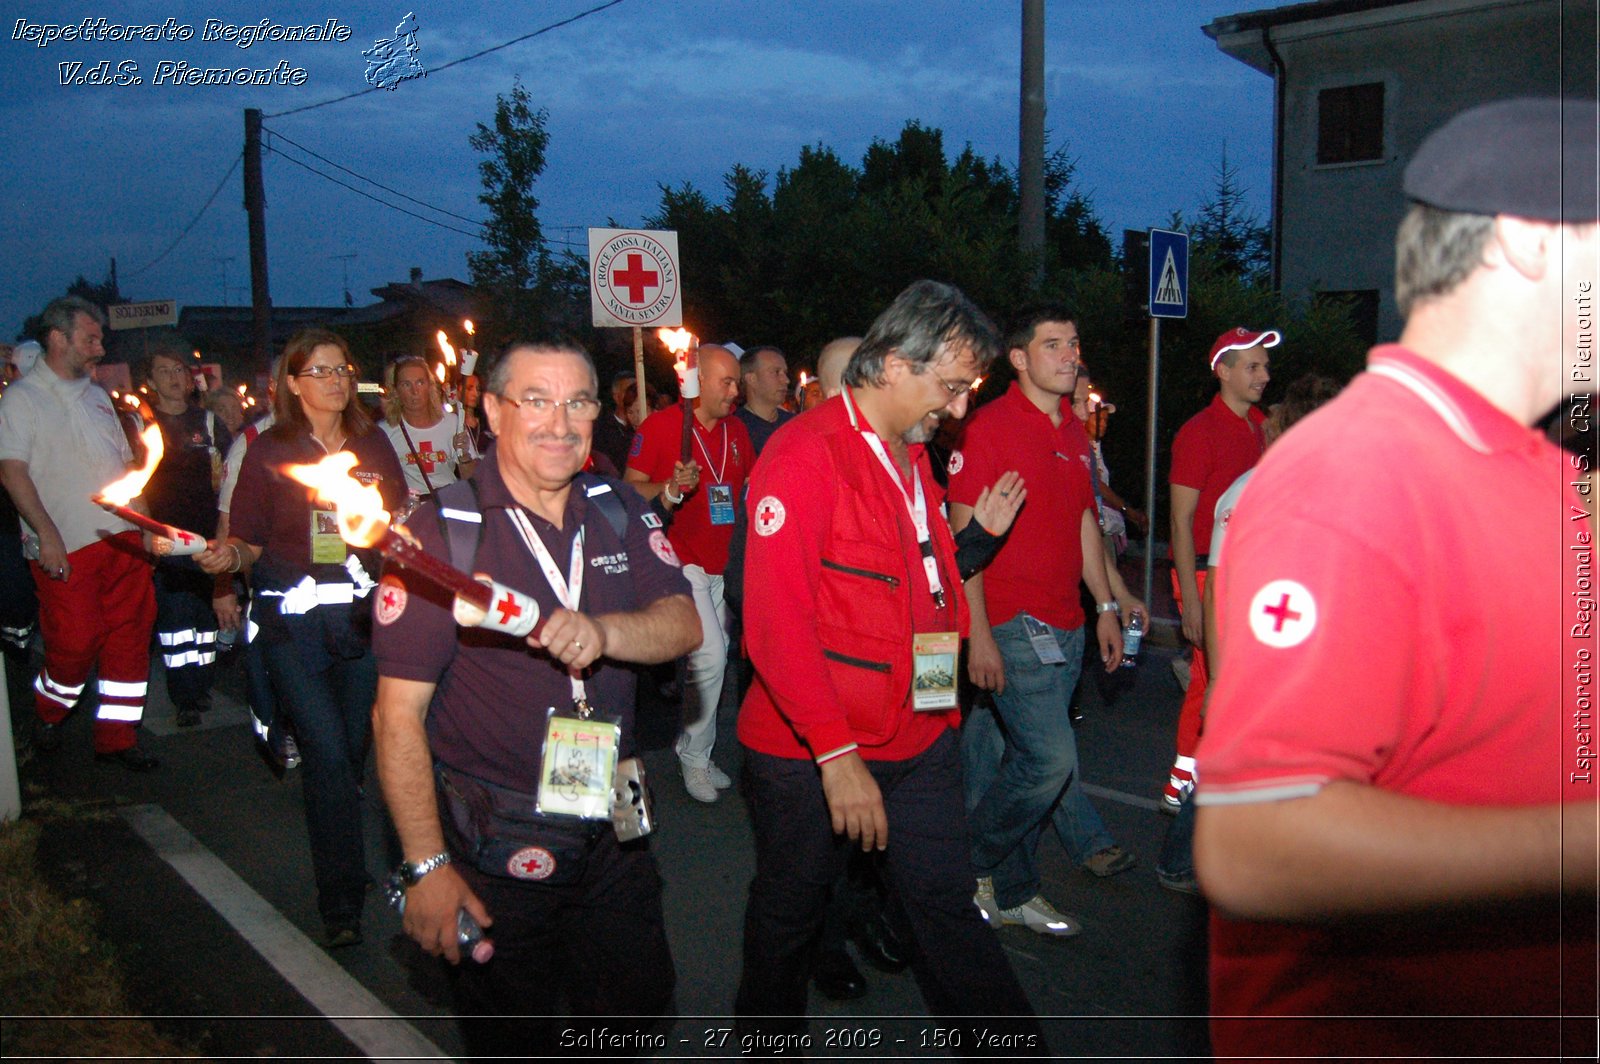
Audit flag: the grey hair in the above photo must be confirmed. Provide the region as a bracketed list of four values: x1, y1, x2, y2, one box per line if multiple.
[1394, 203, 1495, 318]
[843, 280, 1000, 388]
[39, 295, 106, 342]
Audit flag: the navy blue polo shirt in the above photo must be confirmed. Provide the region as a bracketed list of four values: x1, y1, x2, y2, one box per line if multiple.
[372, 443, 691, 793]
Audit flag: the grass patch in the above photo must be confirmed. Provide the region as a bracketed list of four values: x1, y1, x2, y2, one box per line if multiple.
[0, 816, 203, 1060]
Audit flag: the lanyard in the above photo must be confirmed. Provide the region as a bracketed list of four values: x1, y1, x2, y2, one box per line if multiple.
[842, 387, 947, 608]
[693, 420, 728, 484]
[506, 509, 589, 709]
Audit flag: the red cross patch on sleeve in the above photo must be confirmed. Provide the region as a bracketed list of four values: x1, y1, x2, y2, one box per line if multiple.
[753, 496, 786, 536]
[1247, 579, 1317, 648]
[374, 574, 408, 626]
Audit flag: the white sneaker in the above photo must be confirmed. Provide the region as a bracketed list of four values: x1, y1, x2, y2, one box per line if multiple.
[707, 761, 733, 789]
[999, 895, 1081, 937]
[681, 762, 719, 803]
[973, 875, 1002, 928]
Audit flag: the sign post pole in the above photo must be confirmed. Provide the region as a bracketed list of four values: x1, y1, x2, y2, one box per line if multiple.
[1144, 228, 1189, 610]
[632, 327, 647, 426]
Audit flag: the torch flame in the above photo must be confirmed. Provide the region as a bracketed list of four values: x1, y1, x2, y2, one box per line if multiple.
[98, 425, 165, 506]
[285, 452, 391, 548]
[237, 383, 247, 395]
[657, 328, 694, 357]
[463, 319, 474, 337]
[436, 331, 457, 367]
[971, 375, 985, 392]
[435, 362, 447, 384]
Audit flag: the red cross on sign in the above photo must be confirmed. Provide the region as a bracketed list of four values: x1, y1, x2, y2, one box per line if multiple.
[612, 253, 659, 304]
[1247, 579, 1318, 648]
[495, 591, 523, 625]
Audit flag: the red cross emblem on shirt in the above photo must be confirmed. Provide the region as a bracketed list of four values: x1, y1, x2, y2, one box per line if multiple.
[382, 588, 400, 610]
[612, 253, 659, 304]
[753, 495, 786, 537]
[413, 440, 437, 474]
[1260, 593, 1302, 632]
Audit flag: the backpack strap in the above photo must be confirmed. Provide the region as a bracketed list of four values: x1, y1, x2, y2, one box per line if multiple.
[574, 472, 630, 540]
[433, 478, 484, 574]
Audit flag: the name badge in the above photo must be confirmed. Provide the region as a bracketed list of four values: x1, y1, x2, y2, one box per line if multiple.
[1021, 613, 1067, 665]
[707, 483, 735, 526]
[536, 710, 619, 820]
[912, 630, 959, 711]
[310, 508, 347, 564]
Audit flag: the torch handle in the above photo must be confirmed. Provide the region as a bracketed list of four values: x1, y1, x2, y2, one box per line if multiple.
[679, 405, 695, 464]
[379, 528, 545, 639]
[379, 528, 491, 610]
[92, 498, 206, 555]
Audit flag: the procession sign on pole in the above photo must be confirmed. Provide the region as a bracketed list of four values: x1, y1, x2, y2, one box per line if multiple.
[589, 228, 683, 425]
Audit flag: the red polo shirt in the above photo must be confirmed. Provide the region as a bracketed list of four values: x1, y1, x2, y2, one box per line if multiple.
[947, 382, 1096, 631]
[626, 403, 753, 575]
[1196, 346, 1595, 1058]
[1170, 393, 1265, 556]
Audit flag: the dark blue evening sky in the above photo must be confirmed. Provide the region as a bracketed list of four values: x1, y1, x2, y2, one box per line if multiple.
[0, 1, 1274, 342]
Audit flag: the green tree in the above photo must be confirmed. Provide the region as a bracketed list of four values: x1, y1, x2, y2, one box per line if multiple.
[1190, 145, 1270, 284]
[467, 78, 553, 346]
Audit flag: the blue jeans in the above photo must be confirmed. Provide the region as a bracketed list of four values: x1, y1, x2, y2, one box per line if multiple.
[963, 615, 1113, 910]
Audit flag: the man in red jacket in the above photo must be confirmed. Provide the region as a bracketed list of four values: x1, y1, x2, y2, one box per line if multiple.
[734, 281, 1041, 1042]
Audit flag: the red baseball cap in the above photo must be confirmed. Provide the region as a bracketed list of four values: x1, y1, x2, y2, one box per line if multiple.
[1209, 326, 1281, 371]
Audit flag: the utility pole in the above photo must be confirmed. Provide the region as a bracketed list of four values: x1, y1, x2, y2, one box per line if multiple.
[1019, 0, 1046, 286]
[243, 109, 272, 369]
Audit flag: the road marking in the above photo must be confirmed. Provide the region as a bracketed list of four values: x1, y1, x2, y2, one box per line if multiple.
[120, 804, 447, 1062]
[1082, 782, 1165, 812]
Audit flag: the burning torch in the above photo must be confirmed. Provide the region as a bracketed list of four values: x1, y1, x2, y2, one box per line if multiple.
[658, 327, 697, 463]
[91, 424, 208, 556]
[285, 452, 544, 638]
[460, 319, 479, 379]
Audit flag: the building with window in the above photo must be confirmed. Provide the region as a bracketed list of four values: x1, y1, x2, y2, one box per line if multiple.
[1204, 0, 1589, 342]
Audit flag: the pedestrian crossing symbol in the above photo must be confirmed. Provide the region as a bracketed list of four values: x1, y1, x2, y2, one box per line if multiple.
[1148, 228, 1189, 319]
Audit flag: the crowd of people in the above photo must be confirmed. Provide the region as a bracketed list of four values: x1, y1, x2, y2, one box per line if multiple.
[0, 96, 1593, 1057]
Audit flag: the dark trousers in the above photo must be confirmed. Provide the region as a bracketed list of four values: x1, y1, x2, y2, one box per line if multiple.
[453, 834, 675, 1059]
[736, 731, 1040, 1035]
[262, 630, 374, 927]
[154, 560, 217, 709]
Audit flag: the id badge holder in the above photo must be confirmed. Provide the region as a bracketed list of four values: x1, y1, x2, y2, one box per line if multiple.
[707, 483, 735, 526]
[310, 508, 347, 564]
[535, 705, 620, 820]
[1020, 613, 1067, 665]
[911, 630, 959, 711]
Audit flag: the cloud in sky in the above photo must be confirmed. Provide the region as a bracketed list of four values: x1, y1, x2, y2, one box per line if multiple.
[0, 0, 1273, 342]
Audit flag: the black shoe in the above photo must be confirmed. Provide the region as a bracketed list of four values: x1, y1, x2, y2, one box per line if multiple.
[175, 703, 201, 728]
[853, 914, 910, 974]
[811, 947, 867, 1001]
[95, 746, 160, 772]
[35, 720, 63, 753]
[324, 924, 363, 949]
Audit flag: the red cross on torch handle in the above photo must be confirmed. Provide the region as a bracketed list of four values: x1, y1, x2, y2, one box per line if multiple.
[283, 452, 543, 639]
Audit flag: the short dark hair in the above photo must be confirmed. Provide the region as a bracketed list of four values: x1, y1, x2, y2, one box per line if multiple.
[1005, 302, 1077, 352]
[1273, 373, 1343, 436]
[485, 341, 600, 397]
[740, 345, 786, 376]
[40, 295, 106, 343]
[844, 280, 1000, 388]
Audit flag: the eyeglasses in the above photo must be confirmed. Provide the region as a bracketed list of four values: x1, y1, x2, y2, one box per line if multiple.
[296, 364, 358, 379]
[496, 394, 603, 421]
[930, 370, 978, 398]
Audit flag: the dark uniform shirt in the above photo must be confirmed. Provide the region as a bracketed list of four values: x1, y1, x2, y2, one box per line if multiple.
[371, 445, 690, 793]
[146, 406, 230, 538]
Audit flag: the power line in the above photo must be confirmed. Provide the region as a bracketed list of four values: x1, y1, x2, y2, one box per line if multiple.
[266, 146, 484, 239]
[128, 152, 242, 276]
[264, 126, 485, 226]
[265, 0, 629, 120]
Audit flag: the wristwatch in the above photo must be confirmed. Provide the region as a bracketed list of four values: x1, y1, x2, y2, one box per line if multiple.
[1096, 601, 1120, 614]
[396, 851, 452, 887]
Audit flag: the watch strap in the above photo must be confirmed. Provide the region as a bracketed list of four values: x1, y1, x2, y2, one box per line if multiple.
[402, 850, 452, 885]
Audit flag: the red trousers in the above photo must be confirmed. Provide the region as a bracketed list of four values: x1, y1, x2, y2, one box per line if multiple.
[1170, 568, 1210, 760]
[32, 533, 155, 753]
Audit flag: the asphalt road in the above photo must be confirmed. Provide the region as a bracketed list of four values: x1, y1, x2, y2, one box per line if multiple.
[11, 615, 1211, 1061]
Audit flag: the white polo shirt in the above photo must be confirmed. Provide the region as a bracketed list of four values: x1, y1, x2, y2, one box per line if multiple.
[0, 362, 135, 554]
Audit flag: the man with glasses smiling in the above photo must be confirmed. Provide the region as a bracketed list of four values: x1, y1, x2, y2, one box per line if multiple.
[947, 305, 1143, 939]
[372, 341, 700, 1056]
[735, 281, 1041, 1042]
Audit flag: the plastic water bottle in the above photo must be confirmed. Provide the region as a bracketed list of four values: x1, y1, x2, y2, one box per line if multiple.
[1120, 613, 1144, 668]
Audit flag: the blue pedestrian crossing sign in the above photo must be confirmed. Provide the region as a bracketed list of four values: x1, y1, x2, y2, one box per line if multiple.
[1148, 228, 1189, 319]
